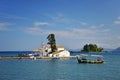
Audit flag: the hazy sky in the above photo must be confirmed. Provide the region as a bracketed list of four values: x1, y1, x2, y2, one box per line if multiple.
[0, 0, 120, 51]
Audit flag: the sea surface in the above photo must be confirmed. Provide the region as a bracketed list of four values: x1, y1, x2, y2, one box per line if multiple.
[0, 51, 120, 80]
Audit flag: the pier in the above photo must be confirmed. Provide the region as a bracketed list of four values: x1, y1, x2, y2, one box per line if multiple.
[0, 56, 76, 60]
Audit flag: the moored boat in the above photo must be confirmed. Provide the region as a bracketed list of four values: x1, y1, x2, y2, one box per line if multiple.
[76, 54, 104, 64]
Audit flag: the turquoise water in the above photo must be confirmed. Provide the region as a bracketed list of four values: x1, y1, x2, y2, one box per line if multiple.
[0, 52, 120, 80]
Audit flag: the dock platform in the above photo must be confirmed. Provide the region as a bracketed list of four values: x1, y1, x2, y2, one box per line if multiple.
[0, 56, 76, 60]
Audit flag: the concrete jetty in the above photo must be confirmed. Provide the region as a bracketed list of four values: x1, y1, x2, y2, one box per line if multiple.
[0, 56, 76, 60]
[0, 56, 30, 60]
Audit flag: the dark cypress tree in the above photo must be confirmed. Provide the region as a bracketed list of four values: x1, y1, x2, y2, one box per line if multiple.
[47, 33, 57, 53]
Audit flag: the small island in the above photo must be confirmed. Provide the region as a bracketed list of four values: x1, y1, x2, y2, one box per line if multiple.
[81, 44, 103, 52]
[34, 33, 70, 58]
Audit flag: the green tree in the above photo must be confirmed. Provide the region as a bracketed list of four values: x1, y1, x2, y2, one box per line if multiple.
[47, 33, 57, 53]
[89, 44, 94, 52]
[84, 44, 90, 52]
[98, 47, 103, 52]
[93, 44, 98, 52]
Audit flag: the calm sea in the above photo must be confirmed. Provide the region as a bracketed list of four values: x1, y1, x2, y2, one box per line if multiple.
[0, 51, 120, 80]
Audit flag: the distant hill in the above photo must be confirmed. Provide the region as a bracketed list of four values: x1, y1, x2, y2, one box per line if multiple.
[104, 48, 114, 51]
[112, 47, 120, 52]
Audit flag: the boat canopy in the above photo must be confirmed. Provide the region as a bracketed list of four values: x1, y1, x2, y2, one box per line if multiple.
[91, 55, 103, 57]
[79, 54, 103, 57]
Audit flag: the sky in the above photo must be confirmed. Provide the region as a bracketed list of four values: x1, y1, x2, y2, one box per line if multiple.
[0, 0, 120, 51]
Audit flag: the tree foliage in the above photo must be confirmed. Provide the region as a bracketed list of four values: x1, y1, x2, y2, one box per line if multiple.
[47, 33, 57, 53]
[81, 44, 103, 52]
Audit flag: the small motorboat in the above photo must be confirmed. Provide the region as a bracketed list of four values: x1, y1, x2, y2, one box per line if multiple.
[76, 54, 104, 64]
